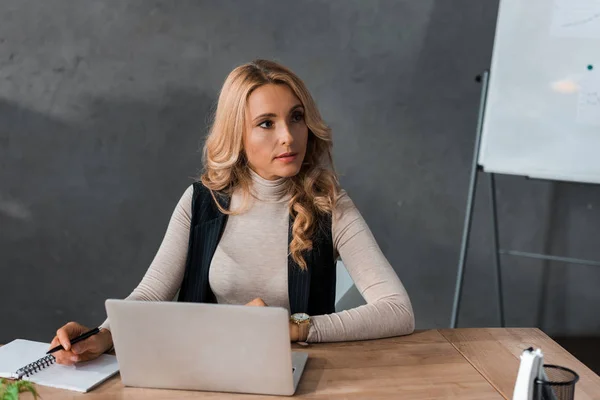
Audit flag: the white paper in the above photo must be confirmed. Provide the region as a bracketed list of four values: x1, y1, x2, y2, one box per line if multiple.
[551, 0, 600, 39]
[577, 70, 600, 126]
[0, 339, 119, 392]
[29, 355, 119, 393]
[0, 339, 48, 379]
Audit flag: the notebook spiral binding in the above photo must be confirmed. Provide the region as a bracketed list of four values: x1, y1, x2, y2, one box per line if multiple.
[15, 355, 56, 379]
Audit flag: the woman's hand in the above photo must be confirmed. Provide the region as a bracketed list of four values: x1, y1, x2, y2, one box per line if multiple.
[245, 297, 267, 307]
[49, 322, 113, 365]
[244, 298, 299, 342]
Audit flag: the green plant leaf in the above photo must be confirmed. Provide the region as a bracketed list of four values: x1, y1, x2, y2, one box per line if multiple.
[17, 381, 38, 399]
[0, 378, 10, 400]
[4, 384, 18, 400]
[0, 379, 38, 400]
[16, 381, 38, 399]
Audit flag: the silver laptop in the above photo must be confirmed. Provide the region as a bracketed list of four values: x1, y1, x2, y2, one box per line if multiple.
[105, 299, 308, 396]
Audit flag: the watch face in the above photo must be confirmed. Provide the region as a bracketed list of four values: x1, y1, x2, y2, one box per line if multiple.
[292, 313, 310, 322]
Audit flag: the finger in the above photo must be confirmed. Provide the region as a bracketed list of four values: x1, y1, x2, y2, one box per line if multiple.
[72, 336, 98, 355]
[56, 329, 73, 351]
[49, 335, 71, 359]
[56, 322, 84, 351]
[71, 342, 86, 355]
[48, 336, 66, 355]
[73, 352, 97, 363]
[62, 348, 100, 365]
[54, 352, 78, 365]
[246, 298, 267, 307]
[64, 321, 87, 338]
[48, 336, 61, 349]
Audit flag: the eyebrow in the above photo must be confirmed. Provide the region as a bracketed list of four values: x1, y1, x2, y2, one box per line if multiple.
[252, 104, 304, 124]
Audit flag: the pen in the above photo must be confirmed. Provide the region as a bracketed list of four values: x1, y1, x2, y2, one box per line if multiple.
[46, 327, 101, 354]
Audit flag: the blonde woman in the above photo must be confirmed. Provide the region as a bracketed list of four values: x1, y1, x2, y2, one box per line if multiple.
[50, 60, 415, 365]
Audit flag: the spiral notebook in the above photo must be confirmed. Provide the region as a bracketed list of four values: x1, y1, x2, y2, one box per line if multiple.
[0, 339, 119, 393]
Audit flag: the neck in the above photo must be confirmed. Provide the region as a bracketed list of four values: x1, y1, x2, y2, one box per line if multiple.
[248, 169, 289, 202]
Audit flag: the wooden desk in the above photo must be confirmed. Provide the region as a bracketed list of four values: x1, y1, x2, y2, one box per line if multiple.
[439, 328, 600, 400]
[11, 329, 600, 399]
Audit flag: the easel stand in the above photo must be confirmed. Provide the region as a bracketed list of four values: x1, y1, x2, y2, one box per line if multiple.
[449, 70, 600, 328]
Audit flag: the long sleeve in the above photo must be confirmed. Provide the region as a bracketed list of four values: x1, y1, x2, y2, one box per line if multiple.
[307, 192, 415, 342]
[100, 185, 194, 330]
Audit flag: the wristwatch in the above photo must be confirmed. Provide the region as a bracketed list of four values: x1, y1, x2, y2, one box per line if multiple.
[290, 313, 311, 342]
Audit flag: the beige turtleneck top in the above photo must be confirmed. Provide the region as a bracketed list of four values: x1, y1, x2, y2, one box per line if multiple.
[101, 171, 414, 342]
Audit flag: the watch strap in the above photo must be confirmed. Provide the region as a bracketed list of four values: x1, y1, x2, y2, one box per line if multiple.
[298, 321, 309, 342]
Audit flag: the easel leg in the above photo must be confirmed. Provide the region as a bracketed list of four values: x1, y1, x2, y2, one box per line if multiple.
[450, 70, 490, 328]
[450, 169, 479, 328]
[489, 173, 505, 327]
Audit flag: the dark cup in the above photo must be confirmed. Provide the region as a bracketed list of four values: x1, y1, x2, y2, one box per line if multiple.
[534, 364, 579, 400]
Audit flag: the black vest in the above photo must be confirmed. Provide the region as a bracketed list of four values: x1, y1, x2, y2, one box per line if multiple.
[177, 182, 336, 315]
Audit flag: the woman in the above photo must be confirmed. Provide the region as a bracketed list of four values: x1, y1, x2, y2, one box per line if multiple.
[50, 59, 415, 365]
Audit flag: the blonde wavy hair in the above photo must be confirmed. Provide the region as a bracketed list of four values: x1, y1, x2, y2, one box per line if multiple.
[201, 59, 340, 269]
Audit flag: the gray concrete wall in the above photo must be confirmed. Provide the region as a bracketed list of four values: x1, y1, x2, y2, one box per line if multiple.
[2, 0, 599, 343]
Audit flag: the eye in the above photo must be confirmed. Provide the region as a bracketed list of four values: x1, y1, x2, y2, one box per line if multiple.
[259, 120, 274, 129]
[291, 111, 305, 123]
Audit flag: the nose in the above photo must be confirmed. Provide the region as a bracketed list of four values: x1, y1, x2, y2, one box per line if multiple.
[279, 123, 294, 146]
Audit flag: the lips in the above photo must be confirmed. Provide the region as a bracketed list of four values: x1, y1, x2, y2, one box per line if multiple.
[274, 152, 298, 163]
[275, 152, 297, 159]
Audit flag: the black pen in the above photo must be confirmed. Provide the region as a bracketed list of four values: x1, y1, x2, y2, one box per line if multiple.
[46, 327, 101, 354]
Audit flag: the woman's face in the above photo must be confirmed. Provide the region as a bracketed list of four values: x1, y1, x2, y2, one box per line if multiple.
[243, 83, 308, 180]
